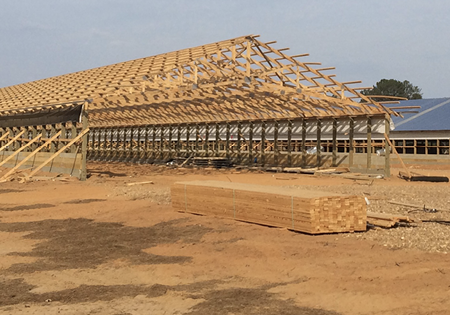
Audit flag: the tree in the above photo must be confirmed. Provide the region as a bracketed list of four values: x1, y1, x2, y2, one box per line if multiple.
[361, 79, 422, 102]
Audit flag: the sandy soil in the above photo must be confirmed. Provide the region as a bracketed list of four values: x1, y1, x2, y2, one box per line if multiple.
[0, 162, 450, 315]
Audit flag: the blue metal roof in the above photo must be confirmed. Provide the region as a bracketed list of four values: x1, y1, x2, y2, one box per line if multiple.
[388, 97, 450, 132]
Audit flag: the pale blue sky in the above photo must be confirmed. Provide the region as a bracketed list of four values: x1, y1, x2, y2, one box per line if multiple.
[1, 0, 449, 97]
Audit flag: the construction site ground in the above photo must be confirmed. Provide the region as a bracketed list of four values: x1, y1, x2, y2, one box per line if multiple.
[1, 161, 449, 315]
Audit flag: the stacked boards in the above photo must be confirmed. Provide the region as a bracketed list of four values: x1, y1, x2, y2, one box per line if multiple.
[171, 180, 366, 234]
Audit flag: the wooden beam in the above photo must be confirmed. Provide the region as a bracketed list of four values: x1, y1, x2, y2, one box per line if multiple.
[367, 117, 372, 170]
[332, 119, 337, 167]
[0, 129, 26, 153]
[0, 131, 62, 181]
[384, 115, 391, 178]
[26, 128, 90, 180]
[0, 134, 42, 167]
[349, 118, 354, 167]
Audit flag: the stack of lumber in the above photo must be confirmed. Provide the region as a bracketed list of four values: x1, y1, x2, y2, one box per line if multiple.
[171, 180, 366, 234]
[366, 211, 420, 228]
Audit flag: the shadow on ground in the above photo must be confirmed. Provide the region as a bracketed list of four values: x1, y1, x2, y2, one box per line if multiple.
[0, 278, 341, 315]
[0, 218, 210, 272]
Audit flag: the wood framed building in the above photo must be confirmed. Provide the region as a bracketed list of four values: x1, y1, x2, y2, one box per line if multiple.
[0, 35, 401, 180]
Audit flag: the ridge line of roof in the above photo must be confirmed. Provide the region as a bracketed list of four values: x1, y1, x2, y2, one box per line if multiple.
[0, 34, 254, 89]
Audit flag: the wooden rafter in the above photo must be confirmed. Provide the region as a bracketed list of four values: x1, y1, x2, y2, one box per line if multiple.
[0, 35, 397, 127]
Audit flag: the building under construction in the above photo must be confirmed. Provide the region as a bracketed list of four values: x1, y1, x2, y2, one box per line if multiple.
[0, 35, 401, 181]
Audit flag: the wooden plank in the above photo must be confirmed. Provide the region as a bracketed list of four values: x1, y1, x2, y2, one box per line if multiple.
[0, 131, 62, 181]
[0, 129, 26, 152]
[25, 128, 90, 179]
[172, 180, 366, 234]
[384, 133, 411, 178]
[0, 133, 42, 167]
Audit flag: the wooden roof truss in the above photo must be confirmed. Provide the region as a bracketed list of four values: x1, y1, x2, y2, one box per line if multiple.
[0, 35, 397, 127]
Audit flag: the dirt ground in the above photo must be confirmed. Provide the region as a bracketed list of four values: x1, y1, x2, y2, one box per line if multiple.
[0, 162, 450, 315]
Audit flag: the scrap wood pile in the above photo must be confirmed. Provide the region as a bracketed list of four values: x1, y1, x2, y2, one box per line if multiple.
[172, 180, 366, 234]
[366, 211, 420, 228]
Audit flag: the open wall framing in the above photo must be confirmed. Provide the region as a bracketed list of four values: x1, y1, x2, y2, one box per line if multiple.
[0, 105, 89, 181]
[87, 115, 392, 173]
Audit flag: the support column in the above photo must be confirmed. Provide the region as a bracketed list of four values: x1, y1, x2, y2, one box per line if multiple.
[186, 124, 190, 157]
[159, 125, 164, 160]
[152, 125, 156, 161]
[385, 115, 391, 177]
[137, 126, 141, 162]
[144, 125, 149, 161]
[349, 118, 354, 167]
[60, 123, 66, 152]
[261, 121, 266, 166]
[274, 121, 279, 166]
[226, 122, 230, 159]
[287, 120, 292, 166]
[367, 117, 372, 170]
[249, 121, 254, 165]
[237, 122, 241, 164]
[215, 123, 220, 156]
[80, 109, 89, 181]
[168, 124, 173, 158]
[316, 119, 321, 167]
[129, 127, 134, 161]
[205, 124, 209, 157]
[195, 124, 199, 157]
[332, 119, 337, 167]
[50, 125, 57, 153]
[301, 119, 306, 167]
[176, 124, 181, 157]
[71, 123, 77, 154]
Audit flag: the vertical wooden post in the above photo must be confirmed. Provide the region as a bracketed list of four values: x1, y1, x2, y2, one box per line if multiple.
[50, 125, 57, 152]
[385, 114, 391, 178]
[97, 127, 102, 158]
[186, 124, 190, 157]
[159, 125, 164, 160]
[102, 128, 107, 160]
[136, 126, 141, 161]
[249, 121, 254, 165]
[71, 122, 77, 153]
[152, 125, 156, 161]
[261, 121, 266, 166]
[332, 119, 337, 167]
[0, 128, 6, 148]
[349, 118, 354, 167]
[316, 119, 321, 167]
[143, 125, 149, 161]
[195, 124, 199, 157]
[205, 124, 209, 157]
[287, 120, 292, 166]
[60, 123, 66, 152]
[226, 122, 230, 159]
[109, 127, 114, 161]
[215, 123, 220, 156]
[274, 121, 279, 166]
[301, 119, 306, 167]
[31, 126, 38, 151]
[80, 108, 89, 181]
[237, 122, 241, 164]
[41, 126, 47, 152]
[367, 117, 372, 170]
[176, 124, 181, 157]
[168, 124, 173, 158]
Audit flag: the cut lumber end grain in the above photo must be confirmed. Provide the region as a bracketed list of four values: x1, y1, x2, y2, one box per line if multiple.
[171, 180, 367, 235]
